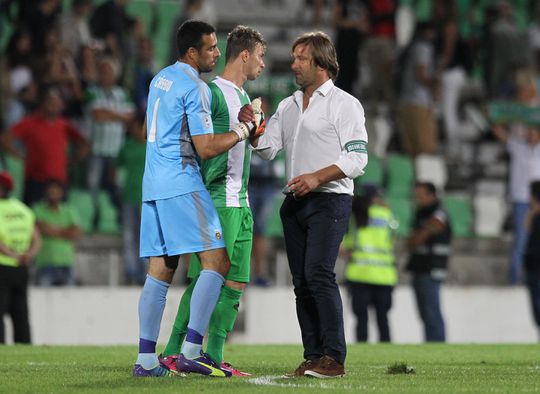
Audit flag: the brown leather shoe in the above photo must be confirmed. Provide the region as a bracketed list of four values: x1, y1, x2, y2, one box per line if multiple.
[304, 355, 345, 378]
[286, 358, 320, 377]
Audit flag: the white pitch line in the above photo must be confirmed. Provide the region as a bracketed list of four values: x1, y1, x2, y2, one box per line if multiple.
[247, 375, 342, 389]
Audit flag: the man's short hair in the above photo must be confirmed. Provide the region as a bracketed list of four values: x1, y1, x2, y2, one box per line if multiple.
[531, 181, 540, 201]
[415, 181, 437, 196]
[292, 31, 339, 81]
[176, 19, 216, 58]
[225, 25, 266, 63]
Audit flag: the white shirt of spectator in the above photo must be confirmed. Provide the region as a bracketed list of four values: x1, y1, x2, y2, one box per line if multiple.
[253, 79, 368, 195]
[507, 125, 540, 203]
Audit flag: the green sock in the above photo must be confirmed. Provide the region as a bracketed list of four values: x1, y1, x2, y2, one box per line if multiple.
[206, 285, 243, 364]
[162, 278, 197, 356]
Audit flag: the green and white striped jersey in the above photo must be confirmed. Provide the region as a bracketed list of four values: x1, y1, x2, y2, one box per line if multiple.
[85, 85, 134, 158]
[201, 76, 251, 207]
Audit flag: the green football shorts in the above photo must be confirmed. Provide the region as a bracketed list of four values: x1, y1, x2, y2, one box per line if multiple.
[188, 207, 253, 283]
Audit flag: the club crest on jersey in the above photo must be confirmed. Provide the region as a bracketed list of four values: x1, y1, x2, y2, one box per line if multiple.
[215, 230, 222, 240]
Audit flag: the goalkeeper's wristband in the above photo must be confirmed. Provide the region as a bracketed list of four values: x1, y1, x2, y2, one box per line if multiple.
[232, 122, 251, 141]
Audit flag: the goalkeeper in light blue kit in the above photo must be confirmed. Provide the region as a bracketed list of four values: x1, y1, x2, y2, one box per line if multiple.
[159, 25, 266, 377]
[133, 20, 264, 378]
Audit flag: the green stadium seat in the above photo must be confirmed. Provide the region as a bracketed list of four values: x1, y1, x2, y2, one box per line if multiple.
[67, 189, 94, 233]
[97, 191, 120, 234]
[387, 196, 413, 237]
[355, 155, 384, 191]
[386, 153, 415, 199]
[443, 195, 473, 238]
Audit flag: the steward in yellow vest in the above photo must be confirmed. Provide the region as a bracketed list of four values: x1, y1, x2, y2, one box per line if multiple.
[0, 172, 41, 344]
[345, 204, 398, 286]
[344, 189, 397, 342]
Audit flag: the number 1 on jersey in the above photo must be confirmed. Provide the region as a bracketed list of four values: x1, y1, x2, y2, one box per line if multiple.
[148, 97, 160, 142]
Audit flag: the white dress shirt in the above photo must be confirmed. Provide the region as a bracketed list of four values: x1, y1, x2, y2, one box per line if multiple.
[253, 79, 368, 195]
[507, 126, 540, 203]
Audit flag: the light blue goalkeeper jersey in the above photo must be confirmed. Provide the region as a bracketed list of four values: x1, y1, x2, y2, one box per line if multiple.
[142, 61, 214, 202]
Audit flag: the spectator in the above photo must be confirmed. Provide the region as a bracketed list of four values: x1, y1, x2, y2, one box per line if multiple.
[22, 0, 62, 57]
[396, 21, 439, 157]
[3, 70, 38, 129]
[168, 0, 218, 64]
[0, 84, 90, 206]
[332, 0, 368, 94]
[362, 0, 397, 110]
[344, 186, 397, 342]
[77, 45, 99, 92]
[116, 118, 146, 285]
[32, 179, 81, 286]
[524, 180, 540, 340]
[406, 182, 451, 342]
[0, 171, 41, 344]
[486, 0, 531, 98]
[1, 29, 34, 128]
[89, 0, 133, 60]
[124, 36, 158, 116]
[491, 68, 540, 284]
[59, 0, 94, 57]
[85, 57, 135, 227]
[39, 28, 84, 118]
[433, 0, 473, 160]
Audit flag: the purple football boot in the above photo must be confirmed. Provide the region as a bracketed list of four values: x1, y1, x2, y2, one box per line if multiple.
[176, 353, 232, 377]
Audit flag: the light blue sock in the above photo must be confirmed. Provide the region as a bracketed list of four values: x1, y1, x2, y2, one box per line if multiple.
[136, 275, 169, 369]
[181, 269, 224, 359]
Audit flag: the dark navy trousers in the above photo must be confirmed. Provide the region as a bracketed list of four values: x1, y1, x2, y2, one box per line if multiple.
[280, 193, 352, 364]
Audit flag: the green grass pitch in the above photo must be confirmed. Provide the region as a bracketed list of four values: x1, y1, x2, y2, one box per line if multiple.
[1, 344, 539, 393]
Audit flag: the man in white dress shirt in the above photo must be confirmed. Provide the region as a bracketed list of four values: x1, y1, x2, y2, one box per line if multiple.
[244, 31, 368, 378]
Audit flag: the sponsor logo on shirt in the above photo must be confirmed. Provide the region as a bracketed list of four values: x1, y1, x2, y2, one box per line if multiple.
[154, 76, 173, 92]
[215, 230, 222, 240]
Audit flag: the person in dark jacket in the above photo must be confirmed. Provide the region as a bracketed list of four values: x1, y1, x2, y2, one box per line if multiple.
[406, 182, 452, 342]
[524, 180, 540, 340]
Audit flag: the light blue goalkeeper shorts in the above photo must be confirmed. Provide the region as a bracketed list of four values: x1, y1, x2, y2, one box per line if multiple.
[140, 190, 225, 257]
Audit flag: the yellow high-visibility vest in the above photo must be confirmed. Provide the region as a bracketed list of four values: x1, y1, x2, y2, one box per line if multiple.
[0, 199, 35, 267]
[345, 205, 397, 286]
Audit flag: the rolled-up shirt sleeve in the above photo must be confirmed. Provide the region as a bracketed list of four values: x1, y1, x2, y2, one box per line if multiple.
[333, 98, 368, 179]
[252, 100, 284, 160]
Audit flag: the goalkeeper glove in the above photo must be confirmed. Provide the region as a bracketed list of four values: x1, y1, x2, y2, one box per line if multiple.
[249, 97, 266, 138]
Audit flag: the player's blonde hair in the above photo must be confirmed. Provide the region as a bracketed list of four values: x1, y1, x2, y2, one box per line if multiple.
[292, 31, 339, 81]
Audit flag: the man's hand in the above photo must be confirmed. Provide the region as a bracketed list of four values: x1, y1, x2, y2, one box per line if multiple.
[18, 253, 32, 266]
[287, 173, 320, 198]
[239, 98, 265, 138]
[238, 104, 255, 124]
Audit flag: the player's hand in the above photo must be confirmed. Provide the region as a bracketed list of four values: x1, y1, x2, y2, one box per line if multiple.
[238, 104, 255, 124]
[287, 173, 320, 198]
